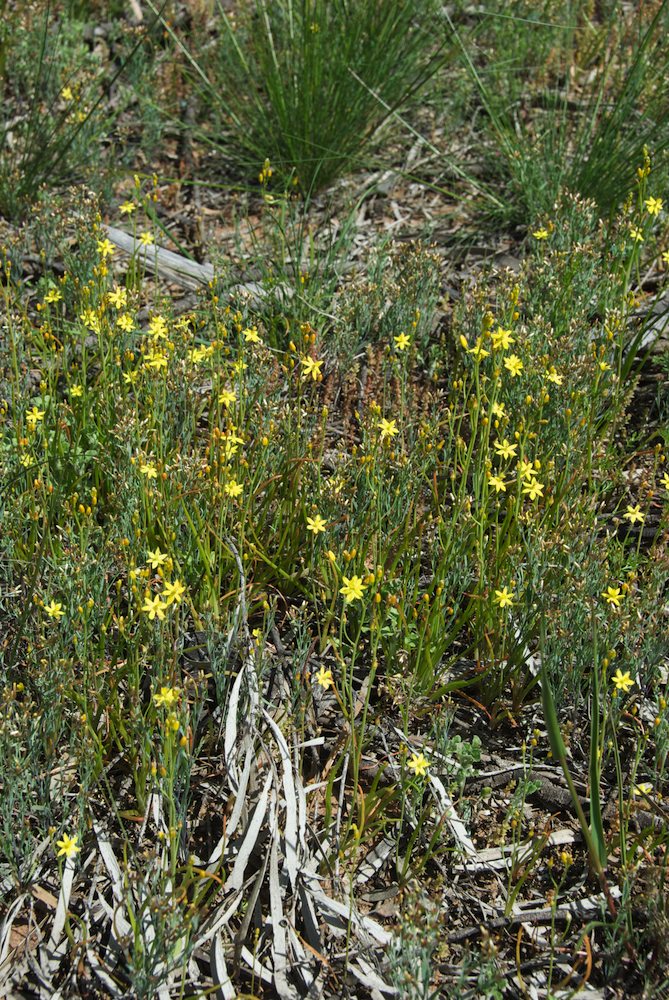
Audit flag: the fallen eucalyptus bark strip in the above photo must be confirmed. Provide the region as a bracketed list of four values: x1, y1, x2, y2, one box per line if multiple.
[447, 886, 622, 943]
[455, 827, 577, 873]
[103, 225, 293, 304]
[103, 225, 214, 289]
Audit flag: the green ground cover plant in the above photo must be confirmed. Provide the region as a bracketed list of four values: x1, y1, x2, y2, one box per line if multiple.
[152, 0, 447, 193]
[1, 2, 669, 996]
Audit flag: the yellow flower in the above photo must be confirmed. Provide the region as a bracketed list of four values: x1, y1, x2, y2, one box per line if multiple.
[300, 356, 324, 381]
[306, 513, 327, 534]
[153, 685, 180, 708]
[43, 287, 62, 305]
[598, 360, 611, 372]
[224, 480, 243, 497]
[467, 337, 490, 360]
[488, 474, 508, 493]
[522, 477, 544, 500]
[60, 86, 74, 102]
[532, 228, 549, 239]
[517, 459, 534, 481]
[56, 832, 80, 859]
[491, 326, 514, 351]
[491, 402, 506, 419]
[243, 326, 261, 344]
[407, 751, 430, 777]
[143, 350, 169, 371]
[218, 389, 236, 408]
[378, 418, 398, 441]
[117, 313, 135, 332]
[612, 669, 634, 693]
[108, 286, 128, 309]
[122, 370, 138, 385]
[494, 438, 517, 460]
[79, 307, 100, 331]
[662, 251, 669, 266]
[162, 579, 186, 605]
[141, 594, 167, 620]
[394, 333, 411, 351]
[188, 346, 207, 364]
[644, 197, 663, 216]
[602, 585, 623, 607]
[629, 227, 644, 242]
[661, 472, 669, 491]
[44, 599, 65, 619]
[148, 315, 168, 340]
[139, 231, 155, 246]
[545, 368, 563, 385]
[623, 504, 644, 524]
[340, 574, 366, 603]
[146, 548, 168, 568]
[493, 586, 514, 608]
[26, 406, 45, 429]
[96, 238, 115, 259]
[504, 354, 524, 377]
[315, 666, 334, 689]
[140, 462, 158, 479]
[119, 200, 137, 215]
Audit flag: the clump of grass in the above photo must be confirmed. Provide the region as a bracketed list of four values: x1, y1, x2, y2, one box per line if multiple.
[156, 0, 447, 193]
[450, 0, 669, 223]
[0, 2, 149, 220]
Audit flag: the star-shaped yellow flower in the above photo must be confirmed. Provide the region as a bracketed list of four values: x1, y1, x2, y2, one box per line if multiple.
[218, 389, 236, 408]
[623, 504, 644, 524]
[494, 438, 518, 460]
[488, 474, 508, 493]
[162, 579, 186, 605]
[602, 585, 623, 607]
[491, 327, 514, 351]
[141, 594, 167, 620]
[522, 477, 544, 501]
[315, 666, 334, 689]
[407, 751, 430, 777]
[56, 833, 80, 859]
[504, 354, 524, 377]
[611, 669, 634, 693]
[394, 333, 411, 351]
[493, 586, 514, 608]
[301, 356, 324, 381]
[378, 418, 398, 441]
[306, 514, 327, 534]
[96, 238, 115, 259]
[340, 575, 366, 603]
[153, 685, 180, 708]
